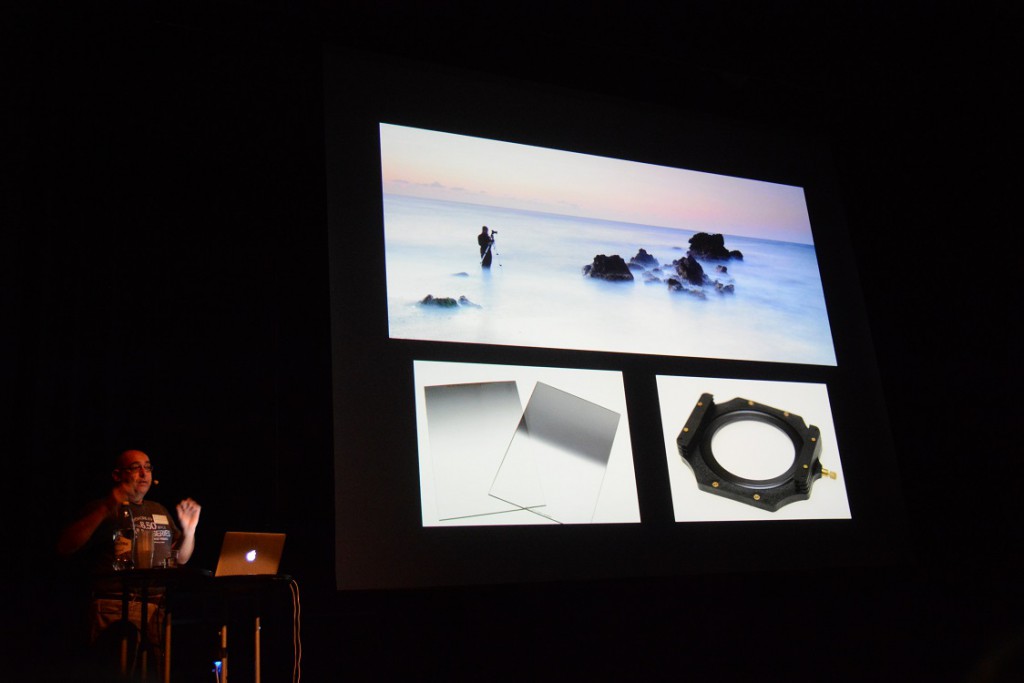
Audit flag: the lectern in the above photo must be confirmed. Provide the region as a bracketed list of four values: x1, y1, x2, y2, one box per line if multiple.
[98, 569, 292, 681]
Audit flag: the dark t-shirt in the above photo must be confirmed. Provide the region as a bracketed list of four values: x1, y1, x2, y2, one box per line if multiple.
[82, 499, 182, 590]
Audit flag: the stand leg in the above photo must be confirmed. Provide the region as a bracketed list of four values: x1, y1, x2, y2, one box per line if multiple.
[163, 612, 172, 683]
[220, 625, 229, 683]
[140, 588, 149, 680]
[254, 617, 261, 683]
[120, 593, 130, 675]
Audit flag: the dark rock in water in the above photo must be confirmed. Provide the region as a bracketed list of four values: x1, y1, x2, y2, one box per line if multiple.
[420, 294, 482, 308]
[667, 278, 707, 298]
[627, 262, 645, 272]
[715, 282, 735, 294]
[674, 254, 706, 285]
[421, 295, 459, 307]
[452, 272, 469, 277]
[584, 254, 634, 281]
[688, 232, 742, 261]
[643, 272, 662, 284]
[715, 265, 728, 273]
[629, 248, 659, 268]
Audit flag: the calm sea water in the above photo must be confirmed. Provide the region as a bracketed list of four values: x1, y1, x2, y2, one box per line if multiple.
[384, 195, 836, 365]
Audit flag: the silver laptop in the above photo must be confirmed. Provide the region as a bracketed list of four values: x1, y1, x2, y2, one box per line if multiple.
[213, 532, 286, 577]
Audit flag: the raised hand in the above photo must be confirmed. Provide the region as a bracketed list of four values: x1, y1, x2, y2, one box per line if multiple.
[176, 497, 202, 533]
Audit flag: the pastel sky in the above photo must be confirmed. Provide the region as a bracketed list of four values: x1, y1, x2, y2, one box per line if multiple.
[379, 123, 816, 245]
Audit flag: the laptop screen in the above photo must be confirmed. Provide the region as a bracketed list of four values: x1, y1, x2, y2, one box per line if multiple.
[213, 532, 286, 577]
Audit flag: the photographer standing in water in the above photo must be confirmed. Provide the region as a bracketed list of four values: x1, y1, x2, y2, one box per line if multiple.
[478, 225, 496, 268]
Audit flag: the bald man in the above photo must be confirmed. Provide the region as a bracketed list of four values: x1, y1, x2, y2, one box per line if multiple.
[57, 450, 201, 656]
[58, 449, 200, 567]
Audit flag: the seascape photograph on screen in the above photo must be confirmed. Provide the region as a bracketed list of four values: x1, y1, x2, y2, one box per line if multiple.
[380, 122, 837, 366]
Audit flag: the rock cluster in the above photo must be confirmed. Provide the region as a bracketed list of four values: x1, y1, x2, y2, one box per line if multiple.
[583, 244, 738, 297]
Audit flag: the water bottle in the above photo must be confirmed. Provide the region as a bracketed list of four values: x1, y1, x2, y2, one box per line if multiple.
[112, 501, 134, 570]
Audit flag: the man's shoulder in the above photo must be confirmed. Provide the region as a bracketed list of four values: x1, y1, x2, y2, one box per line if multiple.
[79, 495, 114, 516]
[134, 499, 172, 516]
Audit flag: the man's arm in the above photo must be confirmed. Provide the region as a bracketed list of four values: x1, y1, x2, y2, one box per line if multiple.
[56, 496, 117, 556]
[174, 498, 201, 565]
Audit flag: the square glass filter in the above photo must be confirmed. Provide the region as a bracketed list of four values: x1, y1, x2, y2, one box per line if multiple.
[424, 381, 543, 521]
[490, 382, 621, 524]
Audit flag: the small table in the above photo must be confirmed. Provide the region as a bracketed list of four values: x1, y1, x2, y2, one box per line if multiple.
[98, 569, 291, 682]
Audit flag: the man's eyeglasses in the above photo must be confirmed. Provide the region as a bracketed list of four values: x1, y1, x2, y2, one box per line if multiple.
[120, 463, 153, 474]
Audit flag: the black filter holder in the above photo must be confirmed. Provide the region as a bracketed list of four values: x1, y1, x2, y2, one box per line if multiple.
[676, 393, 825, 512]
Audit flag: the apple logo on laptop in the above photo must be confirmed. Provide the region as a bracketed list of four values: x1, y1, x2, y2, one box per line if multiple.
[246, 549, 257, 563]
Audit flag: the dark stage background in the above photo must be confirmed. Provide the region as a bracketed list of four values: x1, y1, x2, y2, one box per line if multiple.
[9, 2, 1021, 681]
